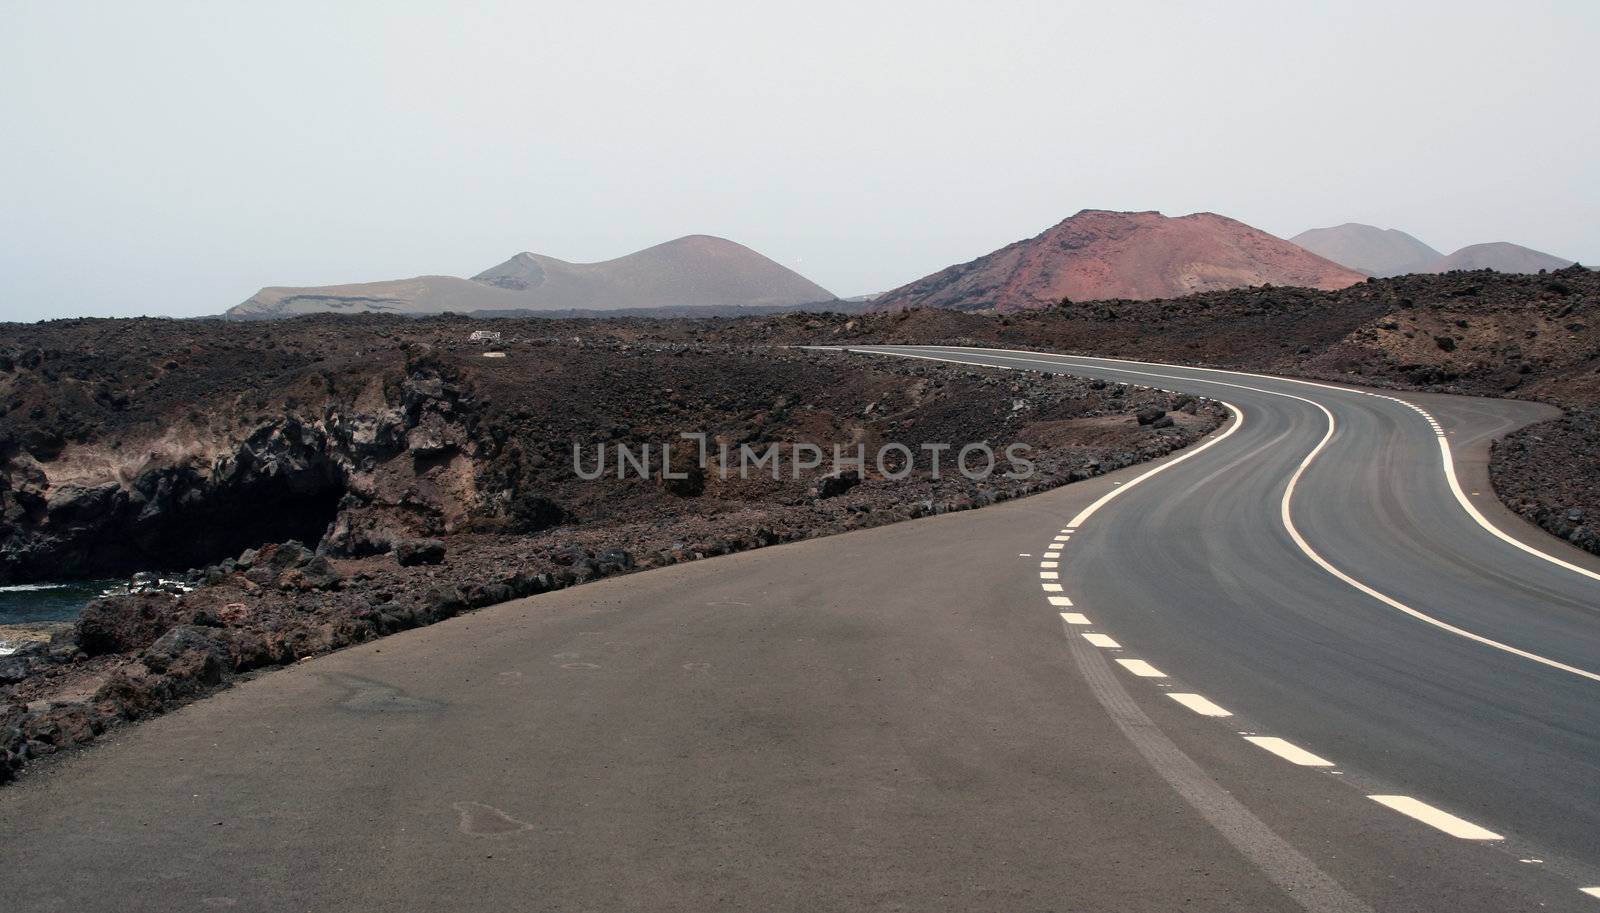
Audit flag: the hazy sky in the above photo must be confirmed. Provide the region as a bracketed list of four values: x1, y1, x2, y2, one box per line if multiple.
[2, 0, 1596, 321]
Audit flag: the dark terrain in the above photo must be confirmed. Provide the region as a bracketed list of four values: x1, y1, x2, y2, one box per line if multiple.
[3, 264, 1595, 783]
[673, 266, 1600, 557]
[0, 317, 1217, 780]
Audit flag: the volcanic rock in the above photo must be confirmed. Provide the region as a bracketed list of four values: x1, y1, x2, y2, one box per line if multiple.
[394, 539, 447, 567]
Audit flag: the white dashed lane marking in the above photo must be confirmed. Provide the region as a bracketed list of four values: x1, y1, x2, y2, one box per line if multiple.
[1167, 693, 1232, 717]
[1244, 736, 1334, 767]
[1115, 658, 1166, 678]
[1367, 796, 1503, 840]
[861, 348, 1597, 895]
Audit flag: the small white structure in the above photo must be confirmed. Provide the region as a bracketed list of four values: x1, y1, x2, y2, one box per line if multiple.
[469, 330, 502, 343]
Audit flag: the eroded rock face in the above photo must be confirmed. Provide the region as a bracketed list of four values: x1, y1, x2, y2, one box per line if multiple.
[0, 421, 346, 582]
[0, 354, 485, 583]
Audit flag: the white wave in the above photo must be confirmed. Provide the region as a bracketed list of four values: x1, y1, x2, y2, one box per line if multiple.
[0, 583, 74, 593]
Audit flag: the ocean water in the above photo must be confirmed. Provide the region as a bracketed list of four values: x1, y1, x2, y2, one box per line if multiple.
[0, 580, 121, 627]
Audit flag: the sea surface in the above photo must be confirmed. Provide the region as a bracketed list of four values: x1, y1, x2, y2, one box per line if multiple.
[0, 580, 121, 627]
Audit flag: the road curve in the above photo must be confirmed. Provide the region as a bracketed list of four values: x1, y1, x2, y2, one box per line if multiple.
[2, 346, 1598, 911]
[853, 346, 1600, 872]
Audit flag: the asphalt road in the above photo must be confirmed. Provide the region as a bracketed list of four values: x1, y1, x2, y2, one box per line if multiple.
[3, 346, 1598, 912]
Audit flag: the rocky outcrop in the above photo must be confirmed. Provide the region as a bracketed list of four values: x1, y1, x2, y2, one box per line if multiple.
[0, 350, 488, 584]
[1490, 409, 1600, 556]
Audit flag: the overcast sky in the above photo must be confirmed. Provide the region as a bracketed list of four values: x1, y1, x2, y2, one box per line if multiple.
[2, 0, 1596, 321]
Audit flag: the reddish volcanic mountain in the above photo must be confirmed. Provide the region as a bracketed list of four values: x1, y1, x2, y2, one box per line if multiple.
[873, 210, 1367, 312]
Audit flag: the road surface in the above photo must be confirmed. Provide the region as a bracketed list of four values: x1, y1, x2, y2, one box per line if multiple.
[2, 346, 1597, 912]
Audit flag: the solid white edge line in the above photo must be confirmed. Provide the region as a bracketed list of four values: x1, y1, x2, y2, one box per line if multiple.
[1277, 396, 1600, 684]
[1081, 632, 1121, 648]
[893, 345, 1600, 584]
[1115, 658, 1166, 677]
[1367, 795, 1503, 840]
[1244, 736, 1334, 767]
[1435, 433, 1600, 582]
[860, 346, 1600, 684]
[1166, 693, 1232, 717]
[1061, 402, 1246, 528]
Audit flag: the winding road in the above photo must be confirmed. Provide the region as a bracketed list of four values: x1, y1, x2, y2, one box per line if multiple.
[3, 346, 1598, 912]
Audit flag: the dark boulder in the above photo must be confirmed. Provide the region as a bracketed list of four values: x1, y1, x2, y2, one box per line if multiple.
[21, 703, 101, 750]
[596, 548, 635, 574]
[243, 541, 314, 585]
[550, 546, 591, 567]
[76, 593, 185, 656]
[811, 470, 862, 499]
[280, 555, 343, 591]
[394, 538, 446, 567]
[1135, 407, 1167, 426]
[0, 655, 40, 685]
[142, 624, 230, 674]
[420, 586, 467, 621]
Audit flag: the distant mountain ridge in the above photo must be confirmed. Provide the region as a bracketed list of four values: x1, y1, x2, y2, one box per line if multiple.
[1288, 224, 1442, 277]
[228, 235, 836, 319]
[1292, 223, 1574, 277]
[872, 210, 1366, 312]
[1425, 241, 1574, 274]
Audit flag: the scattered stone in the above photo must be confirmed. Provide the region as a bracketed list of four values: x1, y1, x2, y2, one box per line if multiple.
[394, 539, 446, 567]
[142, 625, 230, 674]
[1135, 406, 1166, 426]
[811, 470, 863, 499]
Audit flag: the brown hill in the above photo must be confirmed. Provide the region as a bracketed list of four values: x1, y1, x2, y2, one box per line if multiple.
[1290, 223, 1444, 277]
[228, 235, 835, 319]
[872, 210, 1366, 312]
[1426, 241, 1574, 274]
